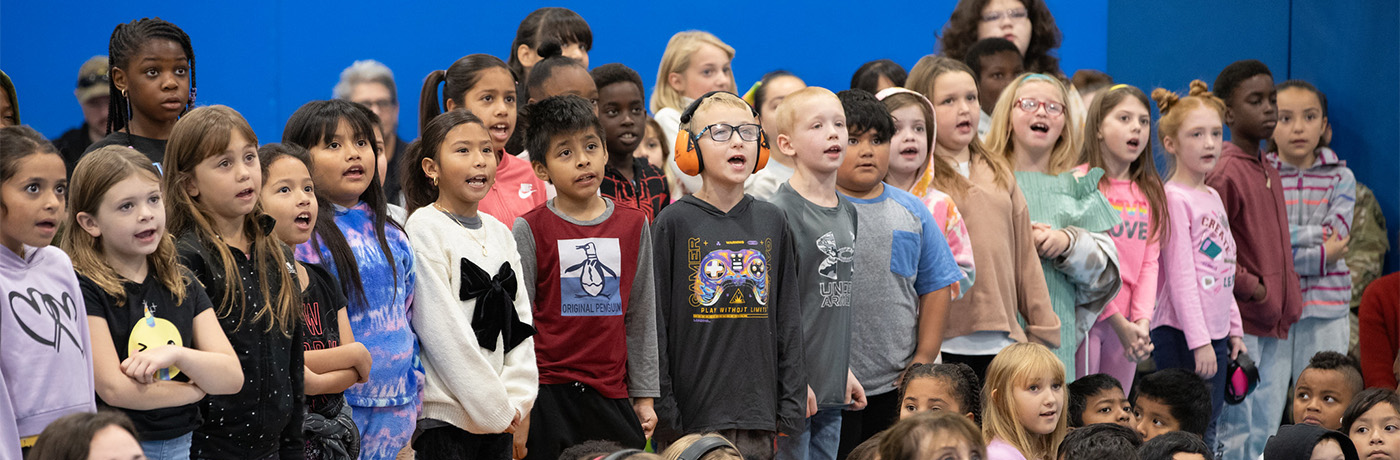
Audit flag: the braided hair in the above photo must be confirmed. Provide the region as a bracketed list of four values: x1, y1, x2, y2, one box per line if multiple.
[898, 362, 982, 424]
[108, 18, 194, 134]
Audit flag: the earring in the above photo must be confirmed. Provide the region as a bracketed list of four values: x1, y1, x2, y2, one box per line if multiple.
[431, 176, 438, 187]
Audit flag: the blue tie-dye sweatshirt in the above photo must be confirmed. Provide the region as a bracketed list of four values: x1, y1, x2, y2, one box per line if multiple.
[295, 202, 420, 407]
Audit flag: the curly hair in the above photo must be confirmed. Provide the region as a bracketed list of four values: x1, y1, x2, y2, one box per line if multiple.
[1302, 350, 1363, 395]
[1130, 369, 1212, 438]
[939, 0, 1063, 77]
[591, 63, 645, 96]
[899, 362, 982, 423]
[1212, 59, 1272, 103]
[521, 95, 605, 164]
[838, 89, 894, 142]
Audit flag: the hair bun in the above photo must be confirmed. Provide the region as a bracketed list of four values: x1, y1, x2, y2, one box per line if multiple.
[536, 40, 564, 60]
[1187, 79, 1213, 98]
[1151, 87, 1181, 115]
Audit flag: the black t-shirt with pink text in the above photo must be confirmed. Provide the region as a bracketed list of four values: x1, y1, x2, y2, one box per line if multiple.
[301, 263, 348, 418]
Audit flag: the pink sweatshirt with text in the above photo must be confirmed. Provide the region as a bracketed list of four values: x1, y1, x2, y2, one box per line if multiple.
[1099, 179, 1160, 323]
[1153, 182, 1244, 349]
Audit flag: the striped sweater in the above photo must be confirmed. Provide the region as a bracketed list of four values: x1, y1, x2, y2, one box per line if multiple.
[1267, 147, 1355, 319]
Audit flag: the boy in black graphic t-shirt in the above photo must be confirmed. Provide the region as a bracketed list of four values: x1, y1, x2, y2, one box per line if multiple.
[652, 92, 805, 460]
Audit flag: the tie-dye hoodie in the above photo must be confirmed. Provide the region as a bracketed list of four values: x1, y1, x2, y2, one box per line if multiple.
[295, 202, 419, 407]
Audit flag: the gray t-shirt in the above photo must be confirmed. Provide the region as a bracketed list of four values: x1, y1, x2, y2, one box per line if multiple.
[768, 182, 858, 408]
[842, 185, 963, 395]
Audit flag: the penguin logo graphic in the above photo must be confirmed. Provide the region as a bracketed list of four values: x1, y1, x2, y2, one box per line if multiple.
[564, 242, 617, 297]
[127, 302, 183, 380]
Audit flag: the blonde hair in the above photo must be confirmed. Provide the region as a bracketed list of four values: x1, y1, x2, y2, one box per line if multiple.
[662, 434, 743, 460]
[985, 74, 1082, 175]
[906, 54, 1014, 190]
[982, 342, 1068, 460]
[879, 411, 987, 460]
[679, 91, 754, 134]
[651, 31, 736, 114]
[61, 146, 186, 307]
[163, 105, 300, 336]
[771, 86, 838, 137]
[1152, 80, 1226, 145]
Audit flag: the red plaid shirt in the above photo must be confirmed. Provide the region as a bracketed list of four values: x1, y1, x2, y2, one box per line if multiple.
[600, 161, 670, 221]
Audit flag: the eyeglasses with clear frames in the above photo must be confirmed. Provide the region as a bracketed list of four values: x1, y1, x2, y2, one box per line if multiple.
[981, 8, 1029, 23]
[694, 123, 763, 143]
[1014, 98, 1065, 117]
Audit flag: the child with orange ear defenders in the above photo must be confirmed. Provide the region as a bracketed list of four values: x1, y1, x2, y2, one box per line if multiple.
[652, 91, 805, 460]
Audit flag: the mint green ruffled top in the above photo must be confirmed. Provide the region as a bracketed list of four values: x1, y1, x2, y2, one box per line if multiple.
[1015, 167, 1121, 375]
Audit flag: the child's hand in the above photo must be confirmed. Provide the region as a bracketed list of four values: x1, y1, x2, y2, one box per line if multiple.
[1323, 230, 1350, 265]
[512, 413, 530, 459]
[632, 398, 657, 439]
[1031, 223, 1051, 248]
[1131, 319, 1155, 361]
[121, 345, 184, 384]
[846, 370, 868, 411]
[1112, 317, 1153, 362]
[1033, 224, 1071, 259]
[506, 410, 521, 433]
[1228, 336, 1247, 360]
[349, 342, 372, 384]
[806, 386, 818, 418]
[1192, 345, 1218, 379]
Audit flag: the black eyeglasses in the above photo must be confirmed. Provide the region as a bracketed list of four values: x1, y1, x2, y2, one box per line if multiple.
[694, 123, 762, 143]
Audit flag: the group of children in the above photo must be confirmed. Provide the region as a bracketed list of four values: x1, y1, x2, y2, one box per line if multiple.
[0, 4, 1392, 460]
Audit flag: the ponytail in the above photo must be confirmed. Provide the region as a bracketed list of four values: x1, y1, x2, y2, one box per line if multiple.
[418, 55, 515, 137]
[400, 110, 486, 213]
[419, 69, 449, 136]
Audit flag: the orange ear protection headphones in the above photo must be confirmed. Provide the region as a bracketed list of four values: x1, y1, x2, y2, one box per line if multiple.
[672, 91, 770, 176]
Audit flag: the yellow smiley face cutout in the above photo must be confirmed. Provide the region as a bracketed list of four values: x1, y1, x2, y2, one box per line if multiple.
[128, 303, 183, 380]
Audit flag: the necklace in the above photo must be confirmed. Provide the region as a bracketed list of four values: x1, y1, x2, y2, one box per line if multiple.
[434, 202, 487, 257]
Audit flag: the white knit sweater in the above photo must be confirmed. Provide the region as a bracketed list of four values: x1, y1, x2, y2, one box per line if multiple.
[406, 206, 538, 434]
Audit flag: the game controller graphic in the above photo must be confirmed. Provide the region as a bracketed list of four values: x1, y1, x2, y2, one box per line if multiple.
[695, 249, 769, 306]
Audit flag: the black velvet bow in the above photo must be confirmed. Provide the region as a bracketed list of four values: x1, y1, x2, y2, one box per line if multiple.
[460, 259, 535, 352]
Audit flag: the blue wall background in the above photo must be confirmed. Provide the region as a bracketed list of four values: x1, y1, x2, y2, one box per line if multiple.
[0, 0, 1106, 140]
[1108, 1, 1399, 273]
[2, 0, 1395, 271]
